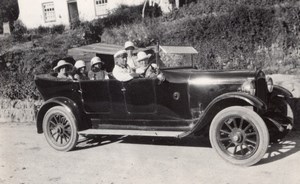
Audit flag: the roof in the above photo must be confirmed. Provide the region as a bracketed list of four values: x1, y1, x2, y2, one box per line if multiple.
[68, 43, 123, 55]
[68, 42, 156, 56]
[159, 46, 198, 54]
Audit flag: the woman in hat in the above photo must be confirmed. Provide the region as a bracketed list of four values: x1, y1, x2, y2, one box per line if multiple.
[73, 60, 89, 80]
[88, 56, 108, 80]
[53, 60, 73, 79]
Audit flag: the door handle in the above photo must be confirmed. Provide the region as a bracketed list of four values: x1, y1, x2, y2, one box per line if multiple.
[121, 87, 126, 92]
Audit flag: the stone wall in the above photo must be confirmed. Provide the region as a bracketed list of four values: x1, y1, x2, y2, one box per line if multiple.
[0, 98, 42, 123]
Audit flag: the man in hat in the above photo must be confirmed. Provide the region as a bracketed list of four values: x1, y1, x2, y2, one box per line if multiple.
[53, 60, 73, 79]
[136, 51, 159, 78]
[124, 41, 138, 71]
[88, 57, 108, 80]
[113, 50, 139, 82]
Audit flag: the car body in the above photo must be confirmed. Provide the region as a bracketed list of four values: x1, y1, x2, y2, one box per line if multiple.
[35, 43, 294, 166]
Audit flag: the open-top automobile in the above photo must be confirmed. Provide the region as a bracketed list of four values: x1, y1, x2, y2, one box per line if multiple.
[35, 43, 294, 166]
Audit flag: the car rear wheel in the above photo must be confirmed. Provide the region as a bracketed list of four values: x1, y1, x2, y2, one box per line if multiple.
[43, 106, 78, 151]
[209, 106, 269, 166]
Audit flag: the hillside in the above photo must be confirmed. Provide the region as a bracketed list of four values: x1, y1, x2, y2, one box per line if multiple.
[1, 0, 300, 99]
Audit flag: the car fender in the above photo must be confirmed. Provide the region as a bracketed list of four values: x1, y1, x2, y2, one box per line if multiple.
[36, 97, 81, 134]
[271, 85, 293, 99]
[180, 92, 267, 137]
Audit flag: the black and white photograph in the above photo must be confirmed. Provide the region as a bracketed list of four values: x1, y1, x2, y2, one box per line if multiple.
[0, 0, 300, 183]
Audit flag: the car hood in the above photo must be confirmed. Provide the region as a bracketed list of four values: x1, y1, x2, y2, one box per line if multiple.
[162, 69, 258, 84]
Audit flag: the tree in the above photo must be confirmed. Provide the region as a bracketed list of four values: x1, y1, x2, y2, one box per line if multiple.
[0, 0, 19, 32]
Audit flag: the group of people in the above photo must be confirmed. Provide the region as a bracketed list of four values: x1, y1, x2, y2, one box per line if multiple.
[53, 56, 108, 80]
[53, 41, 160, 82]
[112, 41, 160, 81]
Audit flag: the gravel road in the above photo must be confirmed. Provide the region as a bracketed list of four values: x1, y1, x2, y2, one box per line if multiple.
[0, 122, 300, 184]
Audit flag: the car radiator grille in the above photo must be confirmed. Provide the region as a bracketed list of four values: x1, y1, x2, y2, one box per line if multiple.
[255, 77, 268, 104]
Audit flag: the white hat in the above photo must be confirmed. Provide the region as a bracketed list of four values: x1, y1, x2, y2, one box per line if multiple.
[124, 41, 135, 50]
[136, 51, 151, 62]
[53, 60, 73, 71]
[74, 60, 86, 69]
[91, 57, 102, 66]
[114, 50, 127, 58]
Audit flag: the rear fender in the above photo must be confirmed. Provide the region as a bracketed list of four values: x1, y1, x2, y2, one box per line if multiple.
[180, 92, 267, 137]
[36, 97, 82, 134]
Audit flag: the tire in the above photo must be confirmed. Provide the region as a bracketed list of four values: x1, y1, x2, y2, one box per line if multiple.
[43, 106, 78, 151]
[209, 106, 269, 166]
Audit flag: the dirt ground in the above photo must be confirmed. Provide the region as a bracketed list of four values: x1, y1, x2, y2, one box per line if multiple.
[0, 122, 300, 184]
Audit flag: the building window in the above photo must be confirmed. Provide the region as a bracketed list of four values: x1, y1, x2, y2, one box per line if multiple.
[42, 2, 56, 22]
[95, 0, 108, 16]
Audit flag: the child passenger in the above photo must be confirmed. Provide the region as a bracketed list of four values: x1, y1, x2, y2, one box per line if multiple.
[88, 57, 108, 80]
[73, 60, 89, 80]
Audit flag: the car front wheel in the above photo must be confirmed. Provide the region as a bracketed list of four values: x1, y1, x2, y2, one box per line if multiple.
[43, 106, 78, 151]
[209, 106, 269, 166]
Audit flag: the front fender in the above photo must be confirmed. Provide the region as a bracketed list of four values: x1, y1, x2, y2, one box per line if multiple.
[36, 97, 82, 134]
[271, 85, 293, 99]
[180, 92, 267, 137]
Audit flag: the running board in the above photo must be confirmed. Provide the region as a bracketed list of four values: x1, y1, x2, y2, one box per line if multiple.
[78, 129, 185, 137]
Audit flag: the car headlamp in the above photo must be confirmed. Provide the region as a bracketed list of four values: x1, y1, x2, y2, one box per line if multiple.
[241, 80, 256, 95]
[266, 76, 273, 93]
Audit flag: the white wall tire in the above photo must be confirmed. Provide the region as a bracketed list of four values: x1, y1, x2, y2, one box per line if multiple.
[43, 106, 78, 151]
[209, 106, 269, 166]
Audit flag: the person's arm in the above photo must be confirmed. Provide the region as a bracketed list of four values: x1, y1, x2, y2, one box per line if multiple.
[112, 66, 133, 82]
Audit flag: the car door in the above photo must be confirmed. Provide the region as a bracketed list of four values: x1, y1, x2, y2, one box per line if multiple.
[80, 80, 111, 114]
[123, 78, 157, 114]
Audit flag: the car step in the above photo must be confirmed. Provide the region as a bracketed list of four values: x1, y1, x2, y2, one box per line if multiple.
[78, 129, 185, 137]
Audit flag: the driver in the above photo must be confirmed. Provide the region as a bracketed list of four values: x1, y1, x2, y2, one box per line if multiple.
[136, 51, 159, 78]
[113, 50, 139, 82]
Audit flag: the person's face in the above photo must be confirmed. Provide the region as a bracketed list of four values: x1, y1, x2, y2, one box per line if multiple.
[92, 63, 103, 72]
[139, 59, 148, 67]
[126, 47, 134, 55]
[59, 66, 68, 74]
[121, 56, 127, 65]
[79, 67, 86, 73]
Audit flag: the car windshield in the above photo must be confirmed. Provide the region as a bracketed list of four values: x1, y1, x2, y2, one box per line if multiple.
[157, 46, 198, 68]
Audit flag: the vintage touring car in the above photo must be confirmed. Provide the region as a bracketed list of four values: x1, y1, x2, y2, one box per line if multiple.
[35, 43, 294, 166]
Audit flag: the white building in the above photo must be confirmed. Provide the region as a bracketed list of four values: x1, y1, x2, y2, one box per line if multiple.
[18, 0, 178, 29]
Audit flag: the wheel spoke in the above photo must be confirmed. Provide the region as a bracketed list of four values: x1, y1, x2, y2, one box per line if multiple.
[225, 142, 234, 149]
[55, 134, 60, 142]
[246, 138, 257, 145]
[233, 119, 238, 128]
[49, 121, 56, 127]
[63, 132, 70, 139]
[60, 135, 63, 144]
[246, 132, 257, 137]
[233, 145, 238, 155]
[220, 137, 231, 142]
[244, 143, 252, 152]
[239, 118, 244, 129]
[240, 145, 245, 155]
[53, 115, 59, 124]
[243, 123, 251, 132]
[220, 129, 231, 135]
[224, 121, 233, 130]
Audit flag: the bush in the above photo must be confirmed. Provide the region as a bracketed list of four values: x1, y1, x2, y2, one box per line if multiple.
[35, 26, 51, 34]
[50, 24, 65, 34]
[11, 20, 27, 40]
